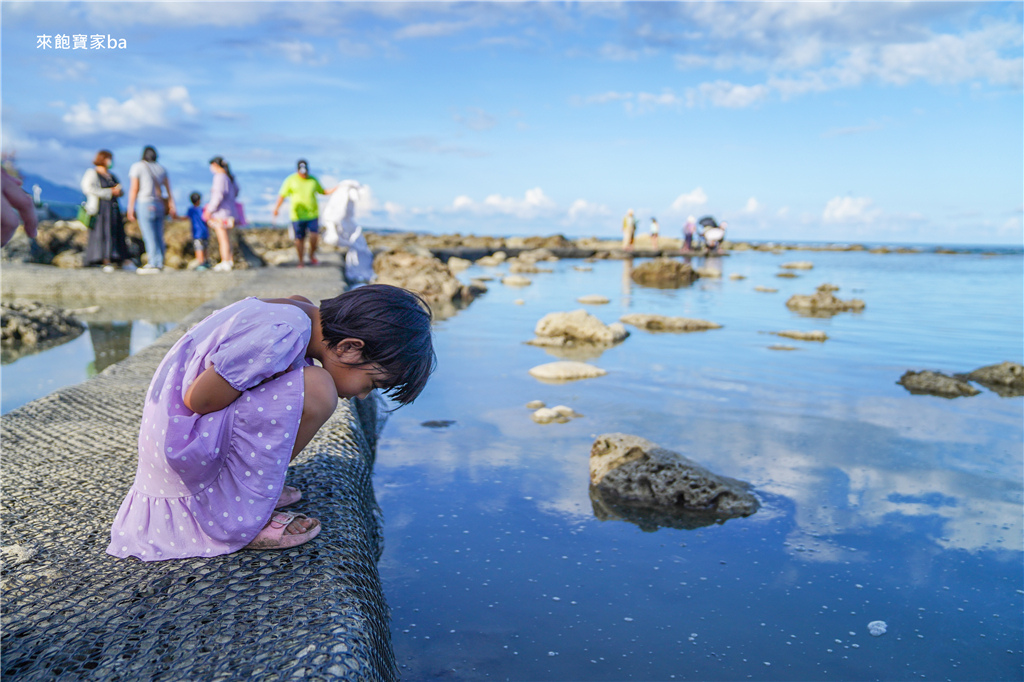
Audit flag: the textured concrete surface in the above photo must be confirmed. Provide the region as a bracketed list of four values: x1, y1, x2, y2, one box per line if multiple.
[1, 260, 398, 681]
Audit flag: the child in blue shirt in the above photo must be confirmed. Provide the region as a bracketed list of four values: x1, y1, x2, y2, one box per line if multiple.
[187, 192, 210, 271]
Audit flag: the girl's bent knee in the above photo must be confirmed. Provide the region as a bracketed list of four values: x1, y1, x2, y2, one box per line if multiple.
[302, 366, 339, 422]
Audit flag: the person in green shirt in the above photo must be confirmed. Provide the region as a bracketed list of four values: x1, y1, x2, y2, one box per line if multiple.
[272, 159, 336, 267]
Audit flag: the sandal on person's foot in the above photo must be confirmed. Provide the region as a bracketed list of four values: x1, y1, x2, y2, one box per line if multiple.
[244, 511, 320, 550]
[275, 485, 302, 509]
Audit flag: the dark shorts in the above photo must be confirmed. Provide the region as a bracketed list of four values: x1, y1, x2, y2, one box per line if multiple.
[292, 219, 319, 239]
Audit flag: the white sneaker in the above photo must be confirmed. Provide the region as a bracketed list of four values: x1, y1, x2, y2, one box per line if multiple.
[102, 264, 116, 273]
[137, 265, 161, 275]
[212, 261, 234, 272]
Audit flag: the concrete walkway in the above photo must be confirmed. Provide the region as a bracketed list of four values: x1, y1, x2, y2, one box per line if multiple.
[1, 258, 398, 681]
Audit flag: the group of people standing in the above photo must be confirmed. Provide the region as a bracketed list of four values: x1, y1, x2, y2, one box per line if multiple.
[621, 209, 727, 253]
[80, 148, 333, 273]
[79, 145, 242, 273]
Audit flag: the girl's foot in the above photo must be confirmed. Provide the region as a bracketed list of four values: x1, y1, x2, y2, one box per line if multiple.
[275, 485, 302, 509]
[244, 511, 320, 550]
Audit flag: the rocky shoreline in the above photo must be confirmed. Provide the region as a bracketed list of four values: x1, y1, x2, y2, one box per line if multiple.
[3, 221, 1011, 273]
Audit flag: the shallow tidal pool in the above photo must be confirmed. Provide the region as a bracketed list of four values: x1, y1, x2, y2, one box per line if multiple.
[374, 248, 1023, 681]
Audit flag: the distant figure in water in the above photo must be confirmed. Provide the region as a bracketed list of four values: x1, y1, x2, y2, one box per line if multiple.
[622, 209, 636, 252]
[682, 215, 696, 253]
[649, 217, 660, 251]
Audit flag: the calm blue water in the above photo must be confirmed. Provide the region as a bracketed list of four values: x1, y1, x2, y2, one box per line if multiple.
[1, 319, 176, 415]
[375, 249, 1023, 681]
[2, 249, 1020, 680]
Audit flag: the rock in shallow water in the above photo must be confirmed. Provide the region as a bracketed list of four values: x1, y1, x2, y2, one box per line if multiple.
[589, 433, 759, 532]
[630, 258, 699, 288]
[957, 361, 1024, 397]
[529, 361, 607, 382]
[620, 313, 721, 333]
[528, 309, 629, 347]
[786, 283, 865, 316]
[898, 370, 980, 398]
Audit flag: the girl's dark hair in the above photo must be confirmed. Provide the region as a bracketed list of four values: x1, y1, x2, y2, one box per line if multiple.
[208, 156, 238, 191]
[142, 145, 158, 162]
[319, 284, 436, 405]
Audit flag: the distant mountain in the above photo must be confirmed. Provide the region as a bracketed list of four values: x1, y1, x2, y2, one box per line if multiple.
[19, 172, 85, 204]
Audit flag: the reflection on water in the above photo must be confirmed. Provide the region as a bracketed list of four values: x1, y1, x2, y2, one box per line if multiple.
[376, 249, 1023, 681]
[87, 322, 132, 374]
[1, 317, 176, 415]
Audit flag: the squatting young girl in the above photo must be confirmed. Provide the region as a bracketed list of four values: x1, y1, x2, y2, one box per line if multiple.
[108, 284, 435, 561]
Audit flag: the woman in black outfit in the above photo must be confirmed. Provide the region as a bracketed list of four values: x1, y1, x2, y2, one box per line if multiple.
[81, 149, 131, 271]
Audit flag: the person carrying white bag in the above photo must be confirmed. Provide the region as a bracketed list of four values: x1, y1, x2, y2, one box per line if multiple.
[320, 180, 375, 284]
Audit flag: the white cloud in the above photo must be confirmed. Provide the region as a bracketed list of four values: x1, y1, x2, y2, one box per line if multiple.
[744, 197, 760, 213]
[565, 199, 611, 223]
[271, 41, 327, 66]
[62, 86, 198, 134]
[822, 196, 880, 224]
[670, 187, 708, 211]
[450, 187, 558, 219]
[693, 80, 771, 108]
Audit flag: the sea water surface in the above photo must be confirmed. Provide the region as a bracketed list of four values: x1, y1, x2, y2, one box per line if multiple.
[1, 248, 1020, 681]
[374, 248, 1023, 681]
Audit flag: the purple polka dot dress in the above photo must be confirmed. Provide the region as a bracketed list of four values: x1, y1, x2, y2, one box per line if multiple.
[108, 298, 312, 561]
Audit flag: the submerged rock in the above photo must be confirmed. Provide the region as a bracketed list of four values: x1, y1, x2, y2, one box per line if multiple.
[781, 261, 814, 270]
[589, 433, 759, 532]
[620, 313, 721, 333]
[754, 286, 778, 293]
[529, 361, 607, 382]
[786, 284, 865, 316]
[957, 361, 1024, 397]
[527, 310, 629, 348]
[630, 258, 699, 288]
[577, 294, 610, 305]
[898, 370, 980, 398]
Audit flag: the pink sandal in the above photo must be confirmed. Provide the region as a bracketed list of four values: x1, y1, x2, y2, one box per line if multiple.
[275, 485, 302, 509]
[244, 511, 320, 550]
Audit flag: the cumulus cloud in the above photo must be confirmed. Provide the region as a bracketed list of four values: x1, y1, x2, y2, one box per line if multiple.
[670, 187, 708, 211]
[565, 199, 611, 223]
[822, 196, 880, 224]
[693, 80, 771, 108]
[744, 197, 760, 213]
[62, 86, 198, 134]
[450, 187, 558, 219]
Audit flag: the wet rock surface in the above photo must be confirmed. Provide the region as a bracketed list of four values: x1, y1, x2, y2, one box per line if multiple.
[528, 361, 607, 382]
[372, 249, 485, 319]
[527, 310, 629, 348]
[772, 330, 828, 342]
[630, 258, 700, 288]
[589, 433, 759, 532]
[898, 370, 980, 398]
[1, 301, 86, 362]
[786, 283, 865, 316]
[956, 361, 1024, 397]
[620, 313, 721, 333]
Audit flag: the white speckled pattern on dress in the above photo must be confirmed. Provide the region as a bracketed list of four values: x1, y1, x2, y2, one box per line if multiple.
[108, 298, 312, 561]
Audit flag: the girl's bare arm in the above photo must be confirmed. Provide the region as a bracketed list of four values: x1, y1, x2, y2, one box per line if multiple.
[183, 365, 242, 415]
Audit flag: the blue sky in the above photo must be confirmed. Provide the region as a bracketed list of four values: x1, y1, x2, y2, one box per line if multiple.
[2, 1, 1022, 244]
